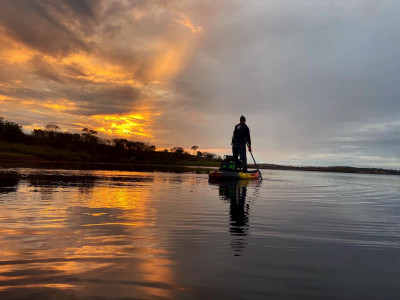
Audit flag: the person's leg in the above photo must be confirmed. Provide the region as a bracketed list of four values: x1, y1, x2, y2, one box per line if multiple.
[239, 144, 247, 171]
[232, 143, 239, 160]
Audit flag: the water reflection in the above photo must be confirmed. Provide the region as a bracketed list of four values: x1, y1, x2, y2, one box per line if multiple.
[27, 173, 98, 194]
[215, 181, 251, 256]
[1, 168, 400, 298]
[0, 161, 213, 174]
[0, 170, 178, 299]
[0, 171, 20, 194]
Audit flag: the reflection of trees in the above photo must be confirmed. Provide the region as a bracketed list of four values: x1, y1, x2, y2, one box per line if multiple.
[27, 174, 98, 195]
[0, 171, 20, 194]
[218, 181, 250, 256]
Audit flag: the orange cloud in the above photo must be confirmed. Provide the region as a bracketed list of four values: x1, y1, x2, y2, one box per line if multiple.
[149, 29, 202, 83]
[61, 53, 137, 85]
[0, 27, 35, 64]
[173, 12, 204, 34]
[0, 2, 206, 148]
[86, 111, 162, 139]
[42, 99, 77, 112]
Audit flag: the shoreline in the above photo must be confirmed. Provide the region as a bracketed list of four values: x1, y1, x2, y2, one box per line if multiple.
[1, 154, 399, 176]
[251, 163, 400, 176]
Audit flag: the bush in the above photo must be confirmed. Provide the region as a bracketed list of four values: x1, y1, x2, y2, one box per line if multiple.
[0, 118, 24, 142]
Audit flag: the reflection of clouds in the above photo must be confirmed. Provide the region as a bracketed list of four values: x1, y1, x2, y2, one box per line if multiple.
[0, 170, 178, 298]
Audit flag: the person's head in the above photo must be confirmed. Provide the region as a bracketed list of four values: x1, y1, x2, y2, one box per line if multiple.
[240, 115, 246, 123]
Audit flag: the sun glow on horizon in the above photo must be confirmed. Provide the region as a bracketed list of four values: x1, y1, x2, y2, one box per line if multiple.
[90, 112, 161, 139]
[0, 2, 206, 149]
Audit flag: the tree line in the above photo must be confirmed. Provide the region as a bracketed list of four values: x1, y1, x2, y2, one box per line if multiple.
[0, 117, 220, 164]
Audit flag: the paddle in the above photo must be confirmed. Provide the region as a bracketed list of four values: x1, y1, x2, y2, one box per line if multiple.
[249, 147, 263, 180]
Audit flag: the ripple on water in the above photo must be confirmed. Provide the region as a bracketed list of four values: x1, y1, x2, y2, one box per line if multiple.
[0, 168, 399, 299]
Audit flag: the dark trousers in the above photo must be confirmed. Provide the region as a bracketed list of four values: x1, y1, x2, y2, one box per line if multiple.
[232, 143, 247, 171]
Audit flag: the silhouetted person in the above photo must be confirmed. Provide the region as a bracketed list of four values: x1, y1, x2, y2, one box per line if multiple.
[232, 115, 251, 172]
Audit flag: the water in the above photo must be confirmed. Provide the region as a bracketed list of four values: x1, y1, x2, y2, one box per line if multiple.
[0, 167, 399, 299]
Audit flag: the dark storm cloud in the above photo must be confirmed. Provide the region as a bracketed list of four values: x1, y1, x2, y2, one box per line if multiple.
[0, 0, 123, 57]
[176, 1, 400, 118]
[0, 0, 172, 118]
[0, 0, 91, 56]
[1, 0, 399, 167]
[30, 56, 65, 83]
[64, 84, 142, 116]
[0, 79, 141, 117]
[60, 0, 98, 21]
[0, 86, 54, 101]
[29, 56, 92, 83]
[167, 1, 400, 166]
[63, 64, 89, 78]
[330, 121, 400, 158]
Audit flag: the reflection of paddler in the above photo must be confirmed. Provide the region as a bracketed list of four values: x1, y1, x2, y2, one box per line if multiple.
[217, 181, 249, 256]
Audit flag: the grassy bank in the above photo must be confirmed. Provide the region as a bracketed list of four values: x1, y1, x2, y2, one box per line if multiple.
[0, 141, 220, 167]
[0, 117, 222, 167]
[0, 141, 93, 161]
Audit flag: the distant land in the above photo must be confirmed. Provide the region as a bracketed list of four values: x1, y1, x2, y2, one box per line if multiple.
[1, 153, 399, 176]
[1, 117, 399, 176]
[0, 117, 220, 167]
[250, 163, 400, 176]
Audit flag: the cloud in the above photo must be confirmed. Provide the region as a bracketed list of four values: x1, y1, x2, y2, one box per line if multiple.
[162, 1, 400, 167]
[0, 0, 399, 167]
[64, 84, 142, 116]
[173, 12, 204, 34]
[30, 55, 66, 83]
[0, 1, 92, 56]
[0, 0, 208, 144]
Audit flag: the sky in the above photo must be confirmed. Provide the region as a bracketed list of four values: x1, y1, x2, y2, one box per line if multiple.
[0, 0, 399, 168]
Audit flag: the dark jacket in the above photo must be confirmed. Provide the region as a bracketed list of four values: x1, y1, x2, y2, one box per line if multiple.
[232, 123, 251, 145]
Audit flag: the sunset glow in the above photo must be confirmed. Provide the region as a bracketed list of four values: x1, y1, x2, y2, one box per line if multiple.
[0, 2, 203, 145]
[0, 30, 35, 64]
[1, 1, 399, 166]
[173, 12, 204, 34]
[92, 114, 156, 138]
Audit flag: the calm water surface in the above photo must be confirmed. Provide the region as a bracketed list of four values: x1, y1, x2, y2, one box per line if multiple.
[0, 168, 399, 299]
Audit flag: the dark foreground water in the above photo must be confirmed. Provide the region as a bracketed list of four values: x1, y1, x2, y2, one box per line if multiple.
[0, 167, 399, 299]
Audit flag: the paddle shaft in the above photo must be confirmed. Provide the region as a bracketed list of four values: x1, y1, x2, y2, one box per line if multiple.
[249, 149, 263, 180]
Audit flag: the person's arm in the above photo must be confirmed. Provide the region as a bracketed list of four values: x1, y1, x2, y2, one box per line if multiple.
[247, 127, 252, 151]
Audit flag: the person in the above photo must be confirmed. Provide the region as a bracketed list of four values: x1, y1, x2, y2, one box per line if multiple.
[231, 115, 251, 172]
